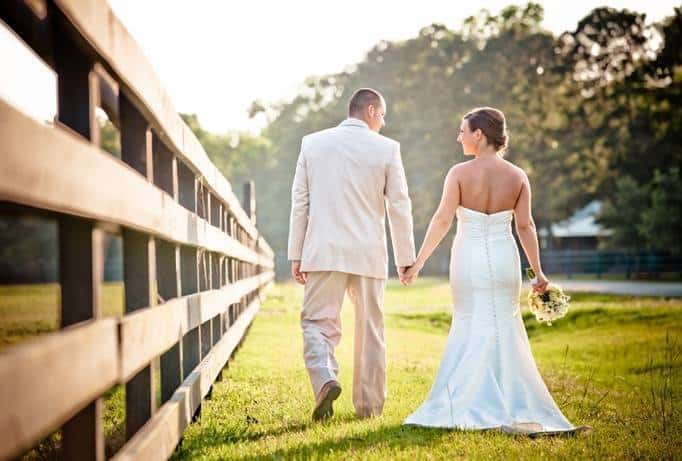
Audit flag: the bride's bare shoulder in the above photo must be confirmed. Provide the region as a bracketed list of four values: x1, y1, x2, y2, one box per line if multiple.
[502, 159, 528, 180]
[445, 161, 472, 182]
[449, 160, 474, 173]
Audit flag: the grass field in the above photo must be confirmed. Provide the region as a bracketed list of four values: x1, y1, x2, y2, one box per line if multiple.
[1, 279, 680, 460]
[172, 279, 680, 460]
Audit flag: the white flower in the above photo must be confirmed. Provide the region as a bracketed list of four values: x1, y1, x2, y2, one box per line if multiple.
[527, 283, 570, 326]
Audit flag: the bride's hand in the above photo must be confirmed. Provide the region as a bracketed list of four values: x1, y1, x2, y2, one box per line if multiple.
[401, 263, 422, 285]
[532, 272, 549, 293]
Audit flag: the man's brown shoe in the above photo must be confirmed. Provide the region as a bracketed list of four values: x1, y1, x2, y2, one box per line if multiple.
[312, 381, 342, 421]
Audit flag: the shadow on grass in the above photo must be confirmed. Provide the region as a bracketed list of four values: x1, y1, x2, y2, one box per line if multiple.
[227, 412, 363, 444]
[177, 419, 454, 461]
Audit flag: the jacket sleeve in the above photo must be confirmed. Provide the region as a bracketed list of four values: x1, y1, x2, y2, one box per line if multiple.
[287, 139, 309, 261]
[385, 142, 416, 267]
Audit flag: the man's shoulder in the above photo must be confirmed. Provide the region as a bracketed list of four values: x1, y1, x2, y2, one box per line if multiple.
[356, 131, 399, 154]
[302, 127, 336, 144]
[303, 125, 399, 153]
[371, 132, 399, 149]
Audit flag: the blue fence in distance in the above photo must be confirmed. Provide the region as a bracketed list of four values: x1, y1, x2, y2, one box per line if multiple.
[536, 249, 682, 279]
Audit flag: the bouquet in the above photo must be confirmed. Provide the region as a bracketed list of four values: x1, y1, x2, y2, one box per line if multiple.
[525, 268, 570, 326]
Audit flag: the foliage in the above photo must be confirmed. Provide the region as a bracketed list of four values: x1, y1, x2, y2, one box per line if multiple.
[600, 167, 682, 255]
[598, 176, 651, 251]
[182, 3, 681, 272]
[640, 167, 682, 255]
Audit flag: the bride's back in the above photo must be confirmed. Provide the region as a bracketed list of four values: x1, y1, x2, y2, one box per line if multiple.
[457, 157, 524, 214]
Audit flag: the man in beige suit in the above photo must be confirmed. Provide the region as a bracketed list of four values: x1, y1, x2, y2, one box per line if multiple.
[288, 88, 416, 421]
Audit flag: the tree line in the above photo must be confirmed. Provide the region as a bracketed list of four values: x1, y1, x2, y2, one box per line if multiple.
[147, 4, 682, 272]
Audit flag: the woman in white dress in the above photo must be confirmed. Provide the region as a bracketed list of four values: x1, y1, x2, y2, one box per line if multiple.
[401, 107, 588, 435]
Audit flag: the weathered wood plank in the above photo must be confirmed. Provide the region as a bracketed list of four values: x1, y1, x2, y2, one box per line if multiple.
[120, 93, 152, 179]
[111, 285, 272, 461]
[0, 319, 118, 461]
[152, 133, 174, 197]
[0, 98, 273, 266]
[1, 1, 269, 250]
[53, 5, 97, 143]
[119, 272, 274, 380]
[45, 0, 259, 240]
[258, 236, 275, 259]
[122, 229, 156, 440]
[60, 248, 105, 461]
[56, 47, 105, 450]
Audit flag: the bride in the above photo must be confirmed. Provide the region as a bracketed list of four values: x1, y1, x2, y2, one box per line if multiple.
[401, 107, 588, 436]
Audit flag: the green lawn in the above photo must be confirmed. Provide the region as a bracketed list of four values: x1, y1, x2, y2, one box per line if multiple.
[171, 278, 681, 460]
[2, 279, 680, 460]
[0, 282, 124, 351]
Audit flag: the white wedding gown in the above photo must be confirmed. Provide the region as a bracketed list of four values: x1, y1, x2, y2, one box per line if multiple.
[404, 206, 576, 434]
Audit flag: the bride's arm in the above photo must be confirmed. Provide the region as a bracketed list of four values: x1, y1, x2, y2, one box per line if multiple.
[404, 166, 460, 281]
[514, 172, 549, 292]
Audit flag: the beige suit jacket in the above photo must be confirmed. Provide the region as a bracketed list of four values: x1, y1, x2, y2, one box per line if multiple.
[288, 118, 416, 279]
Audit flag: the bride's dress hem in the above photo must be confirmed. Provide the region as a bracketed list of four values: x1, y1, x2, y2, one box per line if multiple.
[401, 419, 582, 436]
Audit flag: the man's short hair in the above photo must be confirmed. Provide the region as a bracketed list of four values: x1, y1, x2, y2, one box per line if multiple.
[348, 88, 384, 116]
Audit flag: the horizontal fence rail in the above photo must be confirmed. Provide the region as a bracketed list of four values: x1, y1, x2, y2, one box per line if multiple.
[0, 1, 275, 460]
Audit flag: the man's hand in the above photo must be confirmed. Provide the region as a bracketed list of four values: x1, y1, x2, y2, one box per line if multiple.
[398, 266, 408, 286]
[398, 265, 415, 286]
[291, 260, 307, 285]
[399, 263, 421, 286]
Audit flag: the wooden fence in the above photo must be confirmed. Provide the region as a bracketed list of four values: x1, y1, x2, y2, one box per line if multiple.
[0, 1, 275, 459]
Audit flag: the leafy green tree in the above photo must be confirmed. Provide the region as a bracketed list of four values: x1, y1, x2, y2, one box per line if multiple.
[640, 168, 682, 255]
[598, 176, 650, 250]
[182, 3, 681, 273]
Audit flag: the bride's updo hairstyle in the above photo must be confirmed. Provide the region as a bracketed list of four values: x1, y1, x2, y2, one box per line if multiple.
[463, 107, 509, 156]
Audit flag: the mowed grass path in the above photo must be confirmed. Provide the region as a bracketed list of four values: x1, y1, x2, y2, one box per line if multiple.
[170, 278, 681, 460]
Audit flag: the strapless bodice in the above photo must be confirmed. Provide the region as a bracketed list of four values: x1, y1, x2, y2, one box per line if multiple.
[455, 206, 514, 239]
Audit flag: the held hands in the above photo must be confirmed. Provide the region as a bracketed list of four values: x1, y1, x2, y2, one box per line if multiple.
[291, 261, 307, 285]
[399, 262, 422, 286]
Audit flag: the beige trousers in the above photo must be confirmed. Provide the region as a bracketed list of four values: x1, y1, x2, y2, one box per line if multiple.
[301, 271, 386, 417]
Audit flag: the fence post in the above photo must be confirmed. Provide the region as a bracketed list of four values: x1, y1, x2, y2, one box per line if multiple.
[122, 230, 157, 438]
[158, 240, 182, 404]
[53, 10, 105, 459]
[244, 181, 256, 225]
[120, 94, 157, 440]
[181, 246, 200, 378]
[59, 218, 105, 461]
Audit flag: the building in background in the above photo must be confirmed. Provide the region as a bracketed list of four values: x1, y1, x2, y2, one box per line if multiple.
[539, 200, 612, 250]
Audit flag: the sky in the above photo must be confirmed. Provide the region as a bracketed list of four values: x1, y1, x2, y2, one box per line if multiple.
[2, 1, 679, 134]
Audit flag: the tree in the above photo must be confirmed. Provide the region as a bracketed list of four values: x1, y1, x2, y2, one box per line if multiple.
[184, 3, 681, 273]
[640, 168, 682, 255]
[598, 176, 650, 251]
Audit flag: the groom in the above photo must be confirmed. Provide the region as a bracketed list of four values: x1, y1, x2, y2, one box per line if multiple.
[288, 88, 416, 421]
